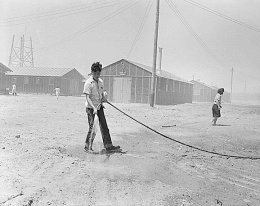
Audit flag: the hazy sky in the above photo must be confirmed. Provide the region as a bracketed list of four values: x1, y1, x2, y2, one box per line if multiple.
[1, 0, 260, 93]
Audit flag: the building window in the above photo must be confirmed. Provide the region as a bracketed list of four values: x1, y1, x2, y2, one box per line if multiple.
[24, 77, 29, 84]
[166, 79, 169, 92]
[36, 77, 41, 84]
[49, 78, 54, 85]
[12, 77, 17, 83]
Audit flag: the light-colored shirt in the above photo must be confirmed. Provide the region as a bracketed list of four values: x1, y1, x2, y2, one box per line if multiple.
[83, 76, 104, 108]
[214, 93, 222, 108]
[54, 88, 60, 94]
[12, 84, 16, 92]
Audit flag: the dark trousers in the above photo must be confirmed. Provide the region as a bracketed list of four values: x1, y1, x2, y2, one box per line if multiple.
[86, 106, 113, 148]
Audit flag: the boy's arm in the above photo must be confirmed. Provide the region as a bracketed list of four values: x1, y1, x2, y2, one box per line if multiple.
[216, 95, 221, 109]
[219, 95, 222, 108]
[86, 94, 97, 114]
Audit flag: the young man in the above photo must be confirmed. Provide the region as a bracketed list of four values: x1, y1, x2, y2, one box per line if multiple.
[83, 62, 120, 152]
[212, 88, 224, 125]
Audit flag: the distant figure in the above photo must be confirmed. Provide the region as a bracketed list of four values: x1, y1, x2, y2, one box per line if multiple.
[12, 84, 17, 96]
[54, 86, 61, 99]
[212, 88, 224, 125]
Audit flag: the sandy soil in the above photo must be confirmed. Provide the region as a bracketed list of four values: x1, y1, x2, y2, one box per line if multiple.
[0, 94, 260, 206]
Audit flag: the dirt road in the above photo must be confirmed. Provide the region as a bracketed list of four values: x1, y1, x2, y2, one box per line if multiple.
[0, 94, 260, 205]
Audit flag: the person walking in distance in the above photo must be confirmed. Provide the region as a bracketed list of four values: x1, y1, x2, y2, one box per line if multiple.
[12, 84, 17, 96]
[212, 88, 224, 125]
[83, 62, 120, 153]
[54, 86, 61, 99]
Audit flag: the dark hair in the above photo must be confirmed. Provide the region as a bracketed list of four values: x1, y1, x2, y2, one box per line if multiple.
[218, 88, 224, 95]
[91, 62, 102, 72]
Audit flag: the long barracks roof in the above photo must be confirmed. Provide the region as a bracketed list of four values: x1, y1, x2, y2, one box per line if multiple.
[190, 80, 218, 90]
[191, 80, 230, 94]
[6, 67, 75, 77]
[0, 62, 12, 72]
[127, 60, 192, 84]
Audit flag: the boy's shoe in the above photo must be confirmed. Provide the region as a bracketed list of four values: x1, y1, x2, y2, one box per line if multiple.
[84, 143, 89, 152]
[88, 148, 95, 154]
[85, 147, 95, 153]
[106, 145, 120, 151]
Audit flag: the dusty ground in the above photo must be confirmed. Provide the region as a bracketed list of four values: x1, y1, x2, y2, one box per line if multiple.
[0, 94, 260, 206]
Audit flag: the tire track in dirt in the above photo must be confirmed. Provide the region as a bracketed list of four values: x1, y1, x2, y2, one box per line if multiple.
[185, 158, 260, 201]
[206, 163, 260, 196]
[171, 154, 260, 204]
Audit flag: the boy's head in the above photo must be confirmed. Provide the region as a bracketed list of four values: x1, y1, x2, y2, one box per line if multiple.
[91, 62, 102, 73]
[218, 88, 224, 95]
[91, 62, 102, 80]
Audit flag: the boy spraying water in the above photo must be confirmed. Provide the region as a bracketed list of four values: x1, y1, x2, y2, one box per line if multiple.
[83, 62, 120, 153]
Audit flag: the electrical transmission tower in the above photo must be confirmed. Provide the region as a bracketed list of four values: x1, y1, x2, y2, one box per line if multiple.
[9, 35, 34, 67]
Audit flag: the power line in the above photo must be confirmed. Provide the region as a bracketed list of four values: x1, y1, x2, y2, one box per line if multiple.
[125, 0, 154, 59]
[0, 0, 120, 22]
[179, 0, 260, 79]
[182, 0, 260, 33]
[165, 0, 228, 69]
[34, 1, 140, 53]
[0, 0, 127, 27]
[35, 1, 138, 53]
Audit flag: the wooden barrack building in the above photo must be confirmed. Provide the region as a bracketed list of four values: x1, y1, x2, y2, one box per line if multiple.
[6, 67, 85, 95]
[0, 62, 12, 94]
[191, 80, 230, 103]
[98, 59, 193, 105]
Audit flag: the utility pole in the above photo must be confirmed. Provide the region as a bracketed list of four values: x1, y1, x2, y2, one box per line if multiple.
[230, 68, 234, 103]
[150, 0, 160, 107]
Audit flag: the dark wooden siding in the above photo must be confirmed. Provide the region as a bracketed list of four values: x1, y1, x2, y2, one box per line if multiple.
[156, 77, 193, 105]
[6, 75, 61, 94]
[6, 71, 84, 96]
[192, 81, 218, 102]
[101, 60, 152, 104]
[0, 68, 7, 91]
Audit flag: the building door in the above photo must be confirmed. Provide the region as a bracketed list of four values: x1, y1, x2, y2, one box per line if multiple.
[113, 77, 131, 103]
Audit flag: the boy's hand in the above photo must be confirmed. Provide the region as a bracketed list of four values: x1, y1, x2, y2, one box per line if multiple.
[93, 108, 98, 115]
[101, 91, 108, 102]
[101, 97, 107, 103]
